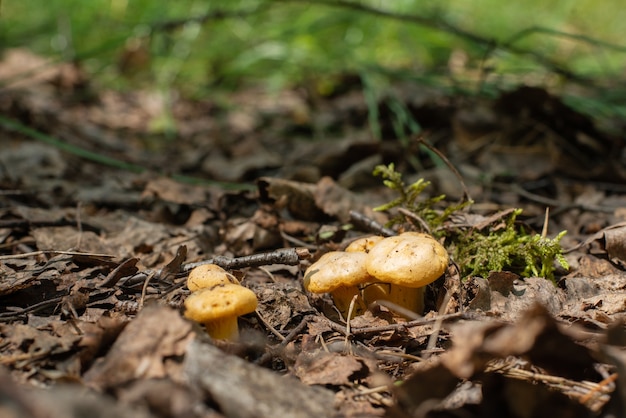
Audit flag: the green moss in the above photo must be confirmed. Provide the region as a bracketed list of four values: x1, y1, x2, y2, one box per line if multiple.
[373, 163, 569, 281]
[451, 209, 569, 280]
[373, 163, 470, 231]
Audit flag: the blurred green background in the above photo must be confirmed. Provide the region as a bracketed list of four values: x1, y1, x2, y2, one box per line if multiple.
[2, 0, 626, 116]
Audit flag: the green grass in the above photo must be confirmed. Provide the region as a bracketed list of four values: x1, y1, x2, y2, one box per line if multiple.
[2, 0, 626, 114]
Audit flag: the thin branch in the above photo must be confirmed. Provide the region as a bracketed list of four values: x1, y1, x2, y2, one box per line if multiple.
[122, 247, 311, 287]
[325, 312, 467, 335]
[415, 136, 472, 204]
[182, 247, 311, 272]
[502, 26, 626, 54]
[274, 0, 596, 84]
[349, 210, 396, 237]
[0, 250, 114, 261]
[152, 5, 270, 32]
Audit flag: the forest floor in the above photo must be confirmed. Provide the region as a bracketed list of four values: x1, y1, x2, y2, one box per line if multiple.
[1, 48, 626, 418]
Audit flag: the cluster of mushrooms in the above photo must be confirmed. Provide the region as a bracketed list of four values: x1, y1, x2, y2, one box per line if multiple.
[183, 232, 448, 339]
[303, 232, 449, 318]
[184, 264, 258, 341]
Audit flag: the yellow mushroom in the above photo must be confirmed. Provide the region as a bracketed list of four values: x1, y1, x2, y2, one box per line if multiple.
[344, 235, 384, 253]
[363, 232, 448, 315]
[187, 263, 237, 292]
[184, 283, 258, 340]
[303, 251, 372, 319]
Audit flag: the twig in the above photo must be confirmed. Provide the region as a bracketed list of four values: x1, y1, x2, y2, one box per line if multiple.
[415, 137, 472, 204]
[423, 289, 451, 359]
[502, 26, 626, 54]
[122, 247, 311, 287]
[373, 299, 421, 320]
[344, 295, 359, 354]
[255, 315, 313, 365]
[324, 312, 466, 335]
[349, 210, 395, 236]
[398, 207, 431, 234]
[101, 258, 139, 288]
[72, 202, 82, 249]
[280, 230, 317, 250]
[183, 247, 311, 271]
[152, 5, 270, 31]
[276, 0, 591, 84]
[541, 207, 549, 238]
[256, 310, 286, 341]
[138, 270, 157, 310]
[578, 373, 618, 404]
[0, 250, 114, 261]
[0, 296, 66, 321]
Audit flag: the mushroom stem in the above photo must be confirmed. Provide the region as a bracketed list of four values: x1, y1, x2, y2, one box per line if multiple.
[184, 284, 258, 341]
[330, 286, 368, 319]
[204, 317, 240, 341]
[361, 283, 425, 316]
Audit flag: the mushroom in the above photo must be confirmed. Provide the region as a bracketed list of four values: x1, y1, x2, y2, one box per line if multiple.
[363, 232, 448, 315]
[187, 263, 237, 292]
[344, 235, 384, 253]
[184, 283, 258, 340]
[303, 251, 371, 318]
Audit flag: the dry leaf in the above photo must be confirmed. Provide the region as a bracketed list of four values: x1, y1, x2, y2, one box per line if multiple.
[83, 305, 194, 389]
[294, 351, 366, 386]
[184, 339, 335, 418]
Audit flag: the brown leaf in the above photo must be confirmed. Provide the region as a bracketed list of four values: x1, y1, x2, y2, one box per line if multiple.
[1, 322, 80, 361]
[294, 351, 367, 386]
[444, 304, 599, 381]
[83, 305, 194, 389]
[184, 339, 335, 418]
[313, 176, 382, 223]
[253, 282, 315, 331]
[604, 225, 626, 264]
[486, 271, 518, 296]
[0, 366, 154, 418]
[141, 177, 215, 205]
[257, 176, 326, 221]
[391, 361, 464, 417]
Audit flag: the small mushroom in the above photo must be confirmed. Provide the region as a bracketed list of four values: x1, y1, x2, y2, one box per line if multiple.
[187, 263, 237, 292]
[184, 283, 258, 340]
[303, 251, 371, 318]
[344, 235, 384, 253]
[364, 232, 448, 315]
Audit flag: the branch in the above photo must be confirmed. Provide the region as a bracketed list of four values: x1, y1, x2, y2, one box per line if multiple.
[274, 0, 601, 84]
[502, 26, 626, 54]
[151, 5, 270, 32]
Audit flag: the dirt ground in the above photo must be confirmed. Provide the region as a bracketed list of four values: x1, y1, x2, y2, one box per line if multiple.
[1, 48, 625, 418]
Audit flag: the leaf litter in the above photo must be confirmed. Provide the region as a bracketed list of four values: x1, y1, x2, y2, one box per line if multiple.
[0, 48, 625, 418]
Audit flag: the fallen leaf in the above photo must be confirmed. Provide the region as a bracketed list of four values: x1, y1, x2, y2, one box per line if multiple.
[83, 304, 194, 389]
[294, 351, 367, 386]
[184, 339, 336, 418]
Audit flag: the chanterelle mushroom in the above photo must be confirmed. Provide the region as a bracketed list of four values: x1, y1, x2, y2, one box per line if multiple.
[344, 235, 384, 253]
[187, 263, 237, 292]
[303, 251, 371, 318]
[184, 283, 258, 340]
[364, 232, 448, 315]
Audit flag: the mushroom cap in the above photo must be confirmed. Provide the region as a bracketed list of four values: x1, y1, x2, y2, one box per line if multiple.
[187, 264, 234, 292]
[184, 284, 258, 323]
[303, 251, 371, 293]
[365, 232, 448, 287]
[345, 235, 384, 253]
